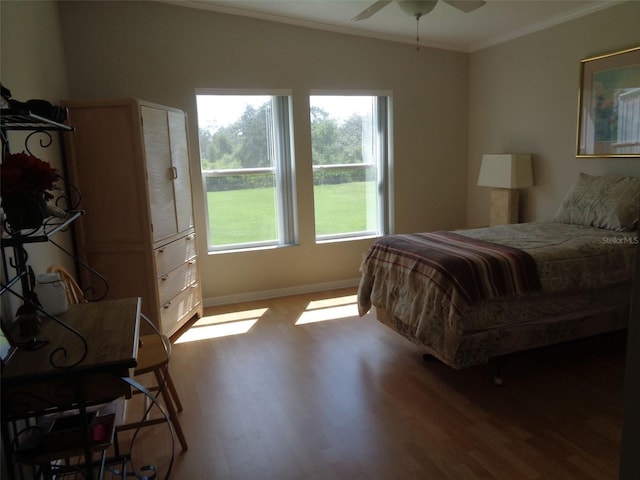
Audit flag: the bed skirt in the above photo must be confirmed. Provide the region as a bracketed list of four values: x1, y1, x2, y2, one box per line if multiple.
[374, 283, 630, 369]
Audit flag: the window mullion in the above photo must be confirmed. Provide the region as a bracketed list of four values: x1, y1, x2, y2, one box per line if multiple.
[272, 96, 297, 245]
[376, 97, 389, 235]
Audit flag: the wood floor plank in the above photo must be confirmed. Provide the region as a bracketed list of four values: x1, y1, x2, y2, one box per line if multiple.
[115, 288, 626, 480]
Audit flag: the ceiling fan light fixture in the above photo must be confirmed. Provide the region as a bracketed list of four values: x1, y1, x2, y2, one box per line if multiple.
[398, 0, 438, 18]
[350, 0, 486, 51]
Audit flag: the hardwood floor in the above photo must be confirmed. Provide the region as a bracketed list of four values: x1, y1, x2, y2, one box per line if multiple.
[117, 288, 626, 480]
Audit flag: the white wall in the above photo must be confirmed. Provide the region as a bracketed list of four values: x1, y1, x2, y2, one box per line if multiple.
[467, 1, 640, 227]
[56, 0, 469, 302]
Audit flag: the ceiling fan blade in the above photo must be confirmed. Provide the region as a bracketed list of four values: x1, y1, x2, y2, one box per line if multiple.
[442, 0, 486, 13]
[351, 0, 393, 21]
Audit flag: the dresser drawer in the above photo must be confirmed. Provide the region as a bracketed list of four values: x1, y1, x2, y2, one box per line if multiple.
[154, 232, 197, 277]
[157, 260, 198, 305]
[160, 283, 201, 335]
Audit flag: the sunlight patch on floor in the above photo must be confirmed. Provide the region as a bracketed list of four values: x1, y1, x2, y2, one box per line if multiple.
[175, 308, 267, 343]
[295, 294, 359, 325]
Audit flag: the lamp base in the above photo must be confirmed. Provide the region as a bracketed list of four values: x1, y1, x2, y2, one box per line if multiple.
[490, 188, 519, 226]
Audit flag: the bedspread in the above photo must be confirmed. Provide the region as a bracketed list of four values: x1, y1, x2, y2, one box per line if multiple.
[358, 222, 636, 353]
[459, 222, 636, 291]
[357, 231, 542, 324]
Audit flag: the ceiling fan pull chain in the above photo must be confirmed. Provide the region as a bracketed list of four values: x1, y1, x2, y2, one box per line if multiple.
[415, 14, 422, 51]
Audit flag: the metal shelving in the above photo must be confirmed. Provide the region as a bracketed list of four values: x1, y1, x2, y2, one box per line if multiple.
[1, 106, 83, 354]
[1, 109, 73, 131]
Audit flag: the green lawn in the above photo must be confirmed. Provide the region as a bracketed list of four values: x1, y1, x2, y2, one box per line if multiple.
[207, 182, 376, 245]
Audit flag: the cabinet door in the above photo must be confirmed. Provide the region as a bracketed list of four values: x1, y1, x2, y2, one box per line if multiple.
[142, 106, 178, 242]
[168, 111, 194, 233]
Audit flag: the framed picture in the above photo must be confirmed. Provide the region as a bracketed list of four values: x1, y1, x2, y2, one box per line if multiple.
[577, 46, 640, 158]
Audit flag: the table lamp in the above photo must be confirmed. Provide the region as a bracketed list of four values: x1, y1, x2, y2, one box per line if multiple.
[477, 154, 533, 225]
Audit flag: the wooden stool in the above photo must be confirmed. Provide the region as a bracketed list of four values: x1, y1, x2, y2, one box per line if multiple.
[117, 333, 188, 451]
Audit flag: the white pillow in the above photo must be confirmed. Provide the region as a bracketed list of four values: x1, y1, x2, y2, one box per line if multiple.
[553, 173, 640, 231]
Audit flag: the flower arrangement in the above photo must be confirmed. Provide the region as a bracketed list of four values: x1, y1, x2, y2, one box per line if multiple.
[1, 152, 60, 200]
[1, 152, 61, 231]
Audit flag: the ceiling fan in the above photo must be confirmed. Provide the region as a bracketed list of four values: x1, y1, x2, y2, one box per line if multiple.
[351, 0, 486, 49]
[351, 0, 486, 22]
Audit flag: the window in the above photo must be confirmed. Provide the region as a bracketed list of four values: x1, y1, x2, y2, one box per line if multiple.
[310, 94, 392, 241]
[196, 92, 296, 251]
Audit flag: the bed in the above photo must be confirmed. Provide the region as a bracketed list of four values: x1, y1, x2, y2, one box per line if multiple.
[357, 173, 640, 373]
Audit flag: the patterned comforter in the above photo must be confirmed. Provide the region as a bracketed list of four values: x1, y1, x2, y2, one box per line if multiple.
[357, 222, 636, 367]
[358, 231, 542, 325]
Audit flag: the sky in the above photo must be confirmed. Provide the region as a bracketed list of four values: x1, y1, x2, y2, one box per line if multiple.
[196, 95, 269, 132]
[195, 94, 374, 132]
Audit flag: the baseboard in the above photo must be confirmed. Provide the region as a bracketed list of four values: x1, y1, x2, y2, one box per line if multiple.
[203, 278, 361, 307]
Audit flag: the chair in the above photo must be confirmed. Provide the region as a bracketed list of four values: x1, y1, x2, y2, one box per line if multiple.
[116, 327, 188, 451]
[47, 265, 188, 451]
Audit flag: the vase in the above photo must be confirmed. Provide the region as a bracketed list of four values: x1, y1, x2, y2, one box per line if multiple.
[1, 192, 48, 231]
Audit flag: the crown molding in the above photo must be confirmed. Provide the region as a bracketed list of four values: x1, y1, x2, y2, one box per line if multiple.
[158, 0, 477, 52]
[159, 0, 626, 54]
[469, 0, 626, 52]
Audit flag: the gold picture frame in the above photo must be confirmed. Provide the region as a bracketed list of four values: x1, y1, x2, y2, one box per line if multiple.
[576, 46, 640, 158]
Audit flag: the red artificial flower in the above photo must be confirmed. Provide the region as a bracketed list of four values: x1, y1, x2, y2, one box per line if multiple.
[1, 152, 60, 200]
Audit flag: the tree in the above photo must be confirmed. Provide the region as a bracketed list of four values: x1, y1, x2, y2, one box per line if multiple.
[199, 101, 366, 189]
[199, 103, 272, 170]
[234, 104, 271, 168]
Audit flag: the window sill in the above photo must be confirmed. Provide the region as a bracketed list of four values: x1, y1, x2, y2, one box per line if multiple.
[315, 234, 381, 245]
[207, 242, 298, 255]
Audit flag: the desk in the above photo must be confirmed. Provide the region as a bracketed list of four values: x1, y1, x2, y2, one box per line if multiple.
[1, 297, 141, 480]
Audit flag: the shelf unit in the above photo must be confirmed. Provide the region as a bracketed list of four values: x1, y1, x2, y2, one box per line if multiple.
[0, 109, 121, 480]
[1, 109, 71, 131]
[1, 108, 79, 338]
[12, 408, 118, 471]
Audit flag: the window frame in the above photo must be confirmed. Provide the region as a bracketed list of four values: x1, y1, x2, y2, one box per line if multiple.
[196, 90, 297, 252]
[309, 92, 393, 242]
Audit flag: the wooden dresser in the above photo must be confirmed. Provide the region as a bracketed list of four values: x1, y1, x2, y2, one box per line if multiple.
[62, 98, 203, 336]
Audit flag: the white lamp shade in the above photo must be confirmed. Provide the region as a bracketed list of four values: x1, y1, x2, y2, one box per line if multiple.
[477, 154, 533, 189]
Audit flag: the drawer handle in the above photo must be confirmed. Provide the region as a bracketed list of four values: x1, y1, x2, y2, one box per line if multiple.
[161, 275, 169, 282]
[163, 302, 172, 309]
[186, 235, 194, 241]
[158, 248, 165, 254]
